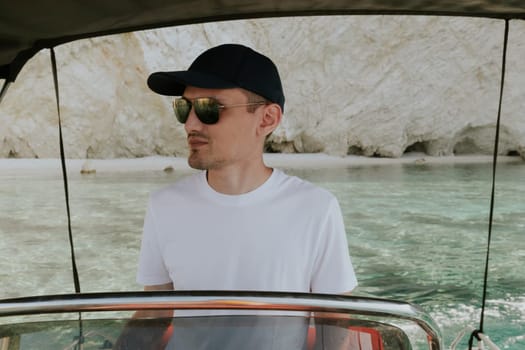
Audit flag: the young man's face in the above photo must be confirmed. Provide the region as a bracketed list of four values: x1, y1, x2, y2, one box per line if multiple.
[182, 86, 266, 171]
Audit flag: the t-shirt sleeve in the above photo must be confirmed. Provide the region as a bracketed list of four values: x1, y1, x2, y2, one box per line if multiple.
[310, 197, 358, 294]
[136, 199, 172, 286]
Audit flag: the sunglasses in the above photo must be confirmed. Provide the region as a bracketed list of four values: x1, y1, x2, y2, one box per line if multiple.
[172, 97, 267, 125]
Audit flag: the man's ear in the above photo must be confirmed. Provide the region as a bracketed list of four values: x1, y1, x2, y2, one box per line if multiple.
[258, 103, 282, 137]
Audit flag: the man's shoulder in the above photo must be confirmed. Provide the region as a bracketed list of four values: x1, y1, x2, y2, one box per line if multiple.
[274, 169, 336, 202]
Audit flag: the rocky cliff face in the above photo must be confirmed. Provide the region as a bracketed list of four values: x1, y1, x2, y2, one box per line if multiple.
[1, 16, 524, 159]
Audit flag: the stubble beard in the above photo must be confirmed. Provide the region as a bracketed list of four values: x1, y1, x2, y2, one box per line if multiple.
[186, 132, 213, 170]
[188, 149, 225, 170]
[187, 150, 208, 170]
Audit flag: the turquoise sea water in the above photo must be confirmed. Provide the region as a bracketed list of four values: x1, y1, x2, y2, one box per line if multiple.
[0, 160, 524, 349]
[293, 162, 525, 349]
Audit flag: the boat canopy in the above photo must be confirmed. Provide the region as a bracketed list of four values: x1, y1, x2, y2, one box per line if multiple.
[1, 0, 525, 83]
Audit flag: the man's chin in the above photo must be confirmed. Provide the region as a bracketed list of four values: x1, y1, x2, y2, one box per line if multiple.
[188, 161, 205, 170]
[187, 156, 208, 170]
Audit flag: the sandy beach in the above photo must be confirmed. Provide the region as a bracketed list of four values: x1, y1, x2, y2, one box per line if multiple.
[0, 153, 522, 176]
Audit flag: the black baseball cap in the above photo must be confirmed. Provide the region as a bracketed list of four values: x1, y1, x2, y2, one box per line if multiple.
[147, 44, 285, 111]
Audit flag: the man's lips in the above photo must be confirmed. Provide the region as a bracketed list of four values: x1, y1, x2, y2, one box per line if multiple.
[187, 136, 208, 148]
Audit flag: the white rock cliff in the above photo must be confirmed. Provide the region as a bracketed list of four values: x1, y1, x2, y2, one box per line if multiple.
[1, 16, 524, 159]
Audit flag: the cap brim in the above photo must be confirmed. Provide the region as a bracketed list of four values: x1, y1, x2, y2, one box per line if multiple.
[147, 71, 238, 96]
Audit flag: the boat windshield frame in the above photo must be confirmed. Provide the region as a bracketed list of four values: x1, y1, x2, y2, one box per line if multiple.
[0, 291, 442, 350]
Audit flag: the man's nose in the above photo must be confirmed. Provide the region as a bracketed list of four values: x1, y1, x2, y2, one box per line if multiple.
[184, 107, 202, 131]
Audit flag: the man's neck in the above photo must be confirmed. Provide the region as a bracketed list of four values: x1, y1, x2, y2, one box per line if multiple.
[206, 162, 273, 195]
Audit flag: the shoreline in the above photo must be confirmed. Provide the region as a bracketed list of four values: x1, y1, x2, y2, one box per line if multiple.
[0, 153, 522, 175]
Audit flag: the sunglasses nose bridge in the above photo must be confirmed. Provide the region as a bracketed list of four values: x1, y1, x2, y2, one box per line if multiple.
[184, 104, 204, 129]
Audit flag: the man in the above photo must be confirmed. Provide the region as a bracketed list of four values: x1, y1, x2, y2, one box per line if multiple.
[123, 43, 357, 349]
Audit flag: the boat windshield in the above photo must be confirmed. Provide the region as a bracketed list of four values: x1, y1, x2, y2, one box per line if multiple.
[0, 292, 441, 350]
[0, 314, 414, 350]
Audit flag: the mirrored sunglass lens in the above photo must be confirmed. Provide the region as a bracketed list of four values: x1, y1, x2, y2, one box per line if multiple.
[173, 99, 191, 123]
[194, 98, 220, 124]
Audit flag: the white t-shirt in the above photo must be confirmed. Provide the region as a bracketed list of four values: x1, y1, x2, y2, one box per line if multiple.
[137, 169, 357, 294]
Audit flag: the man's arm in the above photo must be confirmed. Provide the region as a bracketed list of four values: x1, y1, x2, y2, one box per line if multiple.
[114, 283, 174, 350]
[133, 283, 174, 318]
[312, 291, 354, 350]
